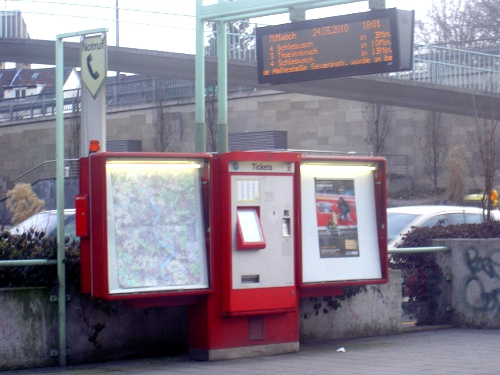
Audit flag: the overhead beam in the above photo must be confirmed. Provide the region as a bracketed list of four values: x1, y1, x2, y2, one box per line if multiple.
[200, 0, 366, 21]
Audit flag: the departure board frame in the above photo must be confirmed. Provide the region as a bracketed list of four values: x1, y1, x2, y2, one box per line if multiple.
[256, 8, 414, 85]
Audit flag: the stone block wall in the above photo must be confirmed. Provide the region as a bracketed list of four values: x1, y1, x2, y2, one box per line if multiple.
[0, 90, 482, 200]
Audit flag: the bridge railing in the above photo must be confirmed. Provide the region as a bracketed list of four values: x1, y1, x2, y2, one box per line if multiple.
[384, 44, 500, 93]
[0, 89, 80, 122]
[1, 6, 500, 110]
[0, 78, 258, 122]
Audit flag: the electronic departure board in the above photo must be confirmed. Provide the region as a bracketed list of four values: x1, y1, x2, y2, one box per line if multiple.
[256, 8, 414, 85]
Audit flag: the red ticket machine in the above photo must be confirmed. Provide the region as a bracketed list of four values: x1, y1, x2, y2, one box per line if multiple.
[77, 152, 212, 305]
[296, 155, 388, 297]
[189, 151, 301, 360]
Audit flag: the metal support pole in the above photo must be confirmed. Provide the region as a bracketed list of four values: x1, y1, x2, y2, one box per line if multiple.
[56, 27, 107, 367]
[195, 0, 206, 152]
[55, 35, 66, 367]
[217, 15, 228, 153]
[115, 0, 120, 105]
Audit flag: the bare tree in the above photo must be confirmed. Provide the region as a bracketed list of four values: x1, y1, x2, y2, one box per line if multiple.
[153, 78, 173, 152]
[66, 97, 81, 159]
[421, 111, 448, 192]
[444, 146, 467, 202]
[206, 86, 218, 153]
[468, 83, 500, 222]
[363, 103, 392, 154]
[417, 0, 500, 45]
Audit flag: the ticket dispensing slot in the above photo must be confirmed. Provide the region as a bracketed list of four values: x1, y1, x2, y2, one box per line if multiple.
[236, 208, 266, 250]
[282, 210, 291, 237]
[241, 274, 260, 284]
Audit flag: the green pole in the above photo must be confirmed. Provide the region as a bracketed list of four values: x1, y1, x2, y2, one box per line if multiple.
[195, 0, 206, 152]
[217, 16, 228, 154]
[55, 35, 66, 367]
[55, 27, 107, 367]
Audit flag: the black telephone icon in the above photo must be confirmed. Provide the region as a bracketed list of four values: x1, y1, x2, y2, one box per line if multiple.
[87, 54, 100, 80]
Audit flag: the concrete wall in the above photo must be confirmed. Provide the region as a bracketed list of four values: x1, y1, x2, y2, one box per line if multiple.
[299, 270, 402, 342]
[0, 273, 401, 370]
[434, 239, 500, 328]
[0, 287, 188, 370]
[0, 287, 58, 370]
[0, 90, 483, 200]
[4, 237, 500, 371]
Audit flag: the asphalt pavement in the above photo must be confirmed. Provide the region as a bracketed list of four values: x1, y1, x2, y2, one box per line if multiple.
[4, 328, 500, 375]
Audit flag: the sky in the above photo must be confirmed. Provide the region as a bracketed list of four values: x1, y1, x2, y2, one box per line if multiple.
[2, 0, 433, 66]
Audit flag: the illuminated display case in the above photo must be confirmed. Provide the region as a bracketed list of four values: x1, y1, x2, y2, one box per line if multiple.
[78, 152, 211, 302]
[296, 155, 388, 297]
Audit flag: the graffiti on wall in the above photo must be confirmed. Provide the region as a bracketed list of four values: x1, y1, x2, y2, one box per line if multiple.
[464, 247, 500, 312]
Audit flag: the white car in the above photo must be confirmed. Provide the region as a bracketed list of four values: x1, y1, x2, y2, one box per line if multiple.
[387, 205, 498, 250]
[9, 209, 76, 239]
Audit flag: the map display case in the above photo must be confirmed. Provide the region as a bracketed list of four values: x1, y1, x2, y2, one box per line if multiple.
[78, 152, 211, 302]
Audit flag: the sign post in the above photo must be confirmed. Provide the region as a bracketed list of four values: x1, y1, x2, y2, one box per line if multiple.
[55, 27, 107, 366]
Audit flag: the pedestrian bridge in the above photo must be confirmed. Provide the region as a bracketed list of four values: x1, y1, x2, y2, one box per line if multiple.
[1, 36, 499, 120]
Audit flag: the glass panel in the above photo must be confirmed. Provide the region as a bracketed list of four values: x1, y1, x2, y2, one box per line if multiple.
[106, 161, 208, 294]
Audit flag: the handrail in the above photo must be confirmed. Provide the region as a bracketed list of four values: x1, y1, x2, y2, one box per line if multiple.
[389, 246, 450, 254]
[13, 158, 79, 183]
[0, 259, 57, 267]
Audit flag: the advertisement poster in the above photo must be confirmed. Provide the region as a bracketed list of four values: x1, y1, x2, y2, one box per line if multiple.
[315, 179, 359, 258]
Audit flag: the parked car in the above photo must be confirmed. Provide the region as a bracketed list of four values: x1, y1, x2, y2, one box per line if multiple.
[9, 209, 76, 239]
[387, 205, 499, 250]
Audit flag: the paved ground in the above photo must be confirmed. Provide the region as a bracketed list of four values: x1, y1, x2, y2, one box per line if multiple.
[5, 328, 500, 375]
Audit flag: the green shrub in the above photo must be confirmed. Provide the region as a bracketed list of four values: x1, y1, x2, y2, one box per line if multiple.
[0, 231, 80, 288]
[398, 221, 500, 248]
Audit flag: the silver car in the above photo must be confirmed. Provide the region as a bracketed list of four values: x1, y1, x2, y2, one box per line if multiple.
[387, 205, 498, 250]
[9, 209, 76, 239]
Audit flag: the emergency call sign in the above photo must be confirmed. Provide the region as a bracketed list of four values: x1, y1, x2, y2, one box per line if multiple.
[80, 33, 107, 99]
[256, 8, 414, 84]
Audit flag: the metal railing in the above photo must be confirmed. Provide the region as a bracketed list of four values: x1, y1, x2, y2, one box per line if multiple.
[13, 159, 79, 186]
[0, 88, 80, 122]
[389, 246, 450, 254]
[1, 7, 499, 121]
[2, 4, 499, 88]
[0, 78, 258, 122]
[106, 78, 196, 108]
[385, 44, 500, 92]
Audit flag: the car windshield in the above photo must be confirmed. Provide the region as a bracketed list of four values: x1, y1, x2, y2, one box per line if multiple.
[387, 212, 420, 241]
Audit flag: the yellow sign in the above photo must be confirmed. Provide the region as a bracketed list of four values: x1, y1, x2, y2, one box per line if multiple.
[80, 34, 107, 99]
